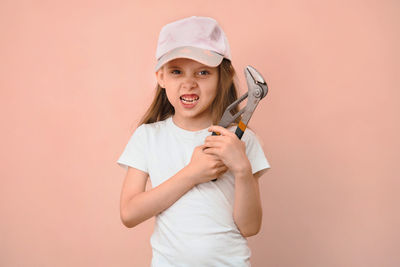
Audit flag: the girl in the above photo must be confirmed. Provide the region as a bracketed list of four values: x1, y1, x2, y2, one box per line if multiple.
[117, 16, 271, 267]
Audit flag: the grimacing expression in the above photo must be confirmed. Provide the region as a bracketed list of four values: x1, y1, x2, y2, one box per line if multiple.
[156, 58, 219, 122]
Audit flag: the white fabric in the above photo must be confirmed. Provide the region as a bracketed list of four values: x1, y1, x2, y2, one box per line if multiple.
[155, 16, 231, 61]
[117, 116, 271, 267]
[154, 16, 231, 72]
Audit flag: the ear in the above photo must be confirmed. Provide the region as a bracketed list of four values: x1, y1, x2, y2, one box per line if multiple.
[155, 67, 165, 88]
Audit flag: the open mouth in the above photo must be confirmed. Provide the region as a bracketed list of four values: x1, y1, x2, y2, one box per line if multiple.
[180, 94, 199, 104]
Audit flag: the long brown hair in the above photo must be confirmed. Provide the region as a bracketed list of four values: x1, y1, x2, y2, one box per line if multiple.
[138, 58, 241, 127]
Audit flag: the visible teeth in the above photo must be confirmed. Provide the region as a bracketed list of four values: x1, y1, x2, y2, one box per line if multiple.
[180, 96, 199, 103]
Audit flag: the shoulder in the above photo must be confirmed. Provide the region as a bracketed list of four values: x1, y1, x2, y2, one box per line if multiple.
[143, 117, 169, 131]
[128, 123, 148, 142]
[135, 117, 170, 137]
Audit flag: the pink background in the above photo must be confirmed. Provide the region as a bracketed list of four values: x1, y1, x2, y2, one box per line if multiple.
[1, 1, 399, 266]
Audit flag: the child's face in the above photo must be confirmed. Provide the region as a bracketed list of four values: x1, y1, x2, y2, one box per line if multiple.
[156, 58, 219, 125]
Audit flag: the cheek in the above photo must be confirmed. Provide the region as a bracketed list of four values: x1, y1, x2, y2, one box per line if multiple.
[164, 89, 177, 106]
[204, 80, 219, 98]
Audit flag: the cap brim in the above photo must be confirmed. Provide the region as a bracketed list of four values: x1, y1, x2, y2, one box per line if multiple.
[154, 46, 224, 72]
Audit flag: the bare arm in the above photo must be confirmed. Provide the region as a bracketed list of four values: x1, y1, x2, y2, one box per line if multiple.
[203, 125, 269, 238]
[120, 166, 196, 228]
[233, 166, 268, 237]
[120, 145, 228, 228]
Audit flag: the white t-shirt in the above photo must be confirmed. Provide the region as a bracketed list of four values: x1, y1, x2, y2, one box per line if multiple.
[117, 116, 271, 267]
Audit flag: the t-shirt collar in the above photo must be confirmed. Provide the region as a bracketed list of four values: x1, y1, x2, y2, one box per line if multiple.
[167, 116, 211, 140]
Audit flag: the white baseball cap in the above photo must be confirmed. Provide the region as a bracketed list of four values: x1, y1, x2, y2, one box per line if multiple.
[154, 16, 231, 72]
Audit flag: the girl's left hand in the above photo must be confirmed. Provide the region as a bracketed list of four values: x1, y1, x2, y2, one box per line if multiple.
[204, 125, 251, 175]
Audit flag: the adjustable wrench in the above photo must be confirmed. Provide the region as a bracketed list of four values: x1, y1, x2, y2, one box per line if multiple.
[211, 65, 269, 181]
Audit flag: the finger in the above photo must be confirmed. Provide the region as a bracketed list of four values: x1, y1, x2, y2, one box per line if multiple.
[205, 136, 226, 142]
[203, 147, 220, 156]
[204, 152, 219, 160]
[204, 140, 221, 149]
[206, 153, 224, 163]
[214, 160, 226, 168]
[208, 125, 235, 137]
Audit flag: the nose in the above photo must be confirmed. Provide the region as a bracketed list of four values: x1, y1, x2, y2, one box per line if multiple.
[182, 75, 197, 89]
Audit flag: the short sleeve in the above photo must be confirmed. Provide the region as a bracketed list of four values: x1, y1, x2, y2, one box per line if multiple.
[242, 128, 271, 175]
[117, 124, 148, 173]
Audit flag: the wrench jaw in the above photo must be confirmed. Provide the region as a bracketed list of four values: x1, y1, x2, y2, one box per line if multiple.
[240, 65, 269, 127]
[245, 65, 269, 100]
[218, 65, 269, 130]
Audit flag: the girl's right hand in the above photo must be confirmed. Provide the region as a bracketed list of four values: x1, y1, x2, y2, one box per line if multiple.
[185, 144, 228, 185]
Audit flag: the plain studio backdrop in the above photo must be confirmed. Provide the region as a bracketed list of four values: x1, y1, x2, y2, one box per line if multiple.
[1, 0, 399, 266]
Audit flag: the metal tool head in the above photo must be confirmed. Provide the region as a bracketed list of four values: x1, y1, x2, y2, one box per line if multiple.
[217, 65, 269, 129]
[245, 65, 268, 99]
[216, 91, 247, 128]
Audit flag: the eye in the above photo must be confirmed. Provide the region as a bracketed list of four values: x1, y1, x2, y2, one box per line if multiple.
[171, 70, 181, 74]
[198, 70, 210, 75]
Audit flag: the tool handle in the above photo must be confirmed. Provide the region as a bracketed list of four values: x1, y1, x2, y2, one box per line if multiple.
[234, 120, 247, 140]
